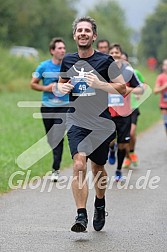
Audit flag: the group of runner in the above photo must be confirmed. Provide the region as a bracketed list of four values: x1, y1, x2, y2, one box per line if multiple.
[96, 40, 144, 181]
[31, 16, 167, 233]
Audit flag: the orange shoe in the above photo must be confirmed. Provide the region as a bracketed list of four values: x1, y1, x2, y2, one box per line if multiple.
[122, 158, 131, 169]
[129, 152, 138, 166]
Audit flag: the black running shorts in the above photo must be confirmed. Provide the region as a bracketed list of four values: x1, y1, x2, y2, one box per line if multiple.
[67, 125, 116, 165]
[112, 115, 131, 143]
[131, 109, 140, 125]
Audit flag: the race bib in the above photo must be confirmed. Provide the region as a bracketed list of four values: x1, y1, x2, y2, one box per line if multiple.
[71, 77, 96, 97]
[108, 94, 124, 107]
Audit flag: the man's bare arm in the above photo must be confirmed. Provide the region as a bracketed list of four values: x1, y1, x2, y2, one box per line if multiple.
[154, 83, 167, 94]
[85, 73, 126, 95]
[30, 77, 54, 92]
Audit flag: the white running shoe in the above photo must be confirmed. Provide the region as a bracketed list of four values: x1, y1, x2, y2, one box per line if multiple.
[50, 170, 59, 182]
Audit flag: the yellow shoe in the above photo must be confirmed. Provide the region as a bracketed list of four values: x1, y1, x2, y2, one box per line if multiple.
[122, 158, 131, 169]
[129, 152, 138, 166]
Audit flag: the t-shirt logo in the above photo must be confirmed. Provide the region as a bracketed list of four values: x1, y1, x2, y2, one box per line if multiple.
[71, 66, 96, 96]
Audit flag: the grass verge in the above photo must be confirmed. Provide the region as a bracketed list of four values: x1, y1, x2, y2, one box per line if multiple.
[0, 64, 161, 193]
[0, 91, 71, 193]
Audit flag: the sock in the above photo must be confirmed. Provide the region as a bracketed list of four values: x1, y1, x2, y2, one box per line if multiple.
[117, 148, 126, 171]
[95, 196, 105, 209]
[77, 208, 87, 218]
[110, 145, 115, 151]
[130, 149, 134, 153]
[110, 142, 117, 151]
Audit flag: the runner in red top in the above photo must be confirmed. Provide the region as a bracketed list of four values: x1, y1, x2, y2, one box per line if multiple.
[154, 59, 167, 135]
[108, 44, 143, 181]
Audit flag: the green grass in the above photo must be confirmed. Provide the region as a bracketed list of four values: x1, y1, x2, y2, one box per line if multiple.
[0, 46, 48, 92]
[0, 46, 161, 193]
[0, 91, 71, 193]
[0, 47, 36, 92]
[136, 66, 161, 132]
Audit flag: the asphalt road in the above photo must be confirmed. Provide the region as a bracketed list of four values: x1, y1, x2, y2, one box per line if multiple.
[0, 122, 167, 252]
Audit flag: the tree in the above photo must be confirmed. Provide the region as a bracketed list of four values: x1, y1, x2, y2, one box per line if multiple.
[139, 0, 167, 63]
[87, 0, 132, 53]
[0, 0, 77, 51]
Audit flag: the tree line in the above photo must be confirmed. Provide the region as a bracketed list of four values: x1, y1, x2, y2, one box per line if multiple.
[0, 0, 131, 53]
[0, 0, 77, 51]
[139, 0, 167, 63]
[2, 0, 166, 63]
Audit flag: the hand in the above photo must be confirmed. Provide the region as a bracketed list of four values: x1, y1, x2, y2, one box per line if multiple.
[85, 73, 102, 89]
[59, 80, 73, 94]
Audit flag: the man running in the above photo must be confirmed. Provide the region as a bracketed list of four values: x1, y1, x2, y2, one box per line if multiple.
[154, 59, 167, 135]
[96, 39, 110, 54]
[58, 17, 126, 232]
[31, 38, 68, 182]
[121, 52, 146, 168]
[108, 44, 143, 181]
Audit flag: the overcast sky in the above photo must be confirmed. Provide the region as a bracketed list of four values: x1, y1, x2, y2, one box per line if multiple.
[77, 0, 160, 30]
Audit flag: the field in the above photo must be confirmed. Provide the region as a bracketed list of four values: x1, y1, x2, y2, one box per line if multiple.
[137, 66, 160, 132]
[0, 91, 71, 193]
[0, 47, 161, 193]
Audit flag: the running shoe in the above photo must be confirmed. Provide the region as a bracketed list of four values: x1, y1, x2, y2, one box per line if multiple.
[71, 213, 88, 232]
[114, 170, 123, 182]
[50, 170, 59, 182]
[129, 152, 138, 167]
[93, 206, 108, 231]
[108, 144, 117, 165]
[122, 158, 131, 169]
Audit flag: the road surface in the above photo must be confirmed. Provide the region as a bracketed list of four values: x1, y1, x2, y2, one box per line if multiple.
[0, 122, 167, 252]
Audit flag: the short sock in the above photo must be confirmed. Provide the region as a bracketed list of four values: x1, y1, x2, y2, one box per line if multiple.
[116, 170, 122, 175]
[110, 145, 115, 151]
[77, 208, 87, 218]
[95, 196, 105, 209]
[110, 142, 117, 151]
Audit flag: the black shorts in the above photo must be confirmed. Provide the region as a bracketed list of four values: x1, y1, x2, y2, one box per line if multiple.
[67, 125, 116, 165]
[112, 115, 131, 143]
[131, 109, 140, 125]
[160, 107, 167, 110]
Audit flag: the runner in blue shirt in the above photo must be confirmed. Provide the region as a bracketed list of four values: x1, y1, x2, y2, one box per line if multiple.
[31, 38, 68, 182]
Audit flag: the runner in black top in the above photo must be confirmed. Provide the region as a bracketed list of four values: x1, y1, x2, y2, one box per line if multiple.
[57, 16, 126, 233]
[96, 39, 110, 54]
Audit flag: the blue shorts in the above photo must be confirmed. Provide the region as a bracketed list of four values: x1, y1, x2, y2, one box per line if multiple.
[67, 125, 116, 165]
